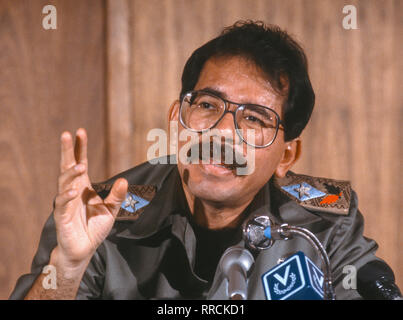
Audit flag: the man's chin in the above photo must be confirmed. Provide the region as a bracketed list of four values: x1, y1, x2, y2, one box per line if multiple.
[187, 182, 241, 204]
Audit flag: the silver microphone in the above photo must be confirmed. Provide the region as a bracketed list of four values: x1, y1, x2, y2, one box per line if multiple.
[219, 246, 255, 300]
[242, 215, 275, 251]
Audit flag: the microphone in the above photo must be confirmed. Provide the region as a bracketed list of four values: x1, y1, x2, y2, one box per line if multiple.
[243, 215, 336, 300]
[262, 251, 324, 300]
[219, 246, 255, 300]
[357, 260, 402, 300]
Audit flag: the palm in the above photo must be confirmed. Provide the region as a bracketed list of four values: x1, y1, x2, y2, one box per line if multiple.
[54, 129, 127, 263]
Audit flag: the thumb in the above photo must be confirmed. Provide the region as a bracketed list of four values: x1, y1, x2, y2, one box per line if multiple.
[104, 178, 128, 217]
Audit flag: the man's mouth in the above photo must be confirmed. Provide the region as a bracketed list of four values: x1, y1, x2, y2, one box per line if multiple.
[186, 140, 247, 171]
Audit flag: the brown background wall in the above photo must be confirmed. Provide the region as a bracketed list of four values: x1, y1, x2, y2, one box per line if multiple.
[0, 0, 401, 299]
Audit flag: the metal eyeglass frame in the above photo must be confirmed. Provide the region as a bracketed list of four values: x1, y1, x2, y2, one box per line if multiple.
[179, 90, 284, 148]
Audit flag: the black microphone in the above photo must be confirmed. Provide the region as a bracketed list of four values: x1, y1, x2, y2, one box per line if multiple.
[219, 246, 255, 300]
[357, 260, 402, 300]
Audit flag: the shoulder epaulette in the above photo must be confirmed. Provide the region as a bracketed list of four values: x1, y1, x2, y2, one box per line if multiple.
[274, 171, 352, 215]
[92, 183, 157, 221]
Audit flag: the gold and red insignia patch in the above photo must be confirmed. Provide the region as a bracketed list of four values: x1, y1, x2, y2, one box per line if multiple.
[92, 183, 157, 221]
[274, 171, 352, 215]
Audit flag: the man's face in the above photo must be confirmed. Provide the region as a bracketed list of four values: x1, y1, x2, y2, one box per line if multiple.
[175, 55, 289, 208]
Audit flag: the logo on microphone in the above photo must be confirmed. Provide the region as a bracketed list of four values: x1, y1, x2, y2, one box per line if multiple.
[262, 254, 305, 300]
[305, 256, 324, 297]
[262, 252, 324, 300]
[272, 265, 297, 295]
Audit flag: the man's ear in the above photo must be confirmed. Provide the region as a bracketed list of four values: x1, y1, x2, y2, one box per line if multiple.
[167, 100, 180, 153]
[168, 100, 180, 122]
[274, 138, 302, 178]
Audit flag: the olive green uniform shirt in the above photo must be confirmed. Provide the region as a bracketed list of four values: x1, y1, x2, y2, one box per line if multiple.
[10, 159, 383, 299]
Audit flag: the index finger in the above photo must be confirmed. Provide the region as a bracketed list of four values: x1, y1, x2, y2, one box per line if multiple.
[60, 131, 76, 173]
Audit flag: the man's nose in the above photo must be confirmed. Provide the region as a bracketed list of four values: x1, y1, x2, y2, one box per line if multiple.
[212, 111, 242, 145]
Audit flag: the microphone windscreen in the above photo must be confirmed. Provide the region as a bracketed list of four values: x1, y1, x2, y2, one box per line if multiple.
[357, 260, 402, 300]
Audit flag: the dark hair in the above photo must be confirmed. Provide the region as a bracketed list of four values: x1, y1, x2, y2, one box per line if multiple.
[180, 20, 315, 141]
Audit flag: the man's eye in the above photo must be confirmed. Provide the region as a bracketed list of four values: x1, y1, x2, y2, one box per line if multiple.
[245, 115, 264, 125]
[199, 102, 215, 109]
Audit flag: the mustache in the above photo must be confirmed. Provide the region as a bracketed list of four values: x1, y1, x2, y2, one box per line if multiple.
[185, 140, 248, 169]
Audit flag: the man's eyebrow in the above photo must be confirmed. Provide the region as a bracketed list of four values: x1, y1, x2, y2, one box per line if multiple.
[199, 87, 228, 100]
[245, 104, 272, 119]
[200, 87, 273, 116]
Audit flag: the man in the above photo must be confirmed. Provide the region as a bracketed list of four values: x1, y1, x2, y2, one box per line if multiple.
[10, 21, 397, 300]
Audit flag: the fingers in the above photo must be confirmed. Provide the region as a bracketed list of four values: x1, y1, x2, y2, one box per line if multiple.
[104, 178, 128, 217]
[60, 132, 76, 172]
[58, 163, 86, 193]
[74, 128, 88, 165]
[60, 128, 88, 173]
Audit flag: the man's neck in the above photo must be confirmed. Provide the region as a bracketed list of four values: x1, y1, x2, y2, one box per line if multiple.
[183, 188, 254, 230]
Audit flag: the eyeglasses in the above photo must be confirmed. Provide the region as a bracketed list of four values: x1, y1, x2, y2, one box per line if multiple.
[179, 90, 284, 148]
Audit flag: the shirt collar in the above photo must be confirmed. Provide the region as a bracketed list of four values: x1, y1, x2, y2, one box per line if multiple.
[115, 167, 324, 240]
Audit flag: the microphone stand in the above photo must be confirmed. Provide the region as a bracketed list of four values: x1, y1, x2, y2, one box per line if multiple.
[268, 224, 336, 300]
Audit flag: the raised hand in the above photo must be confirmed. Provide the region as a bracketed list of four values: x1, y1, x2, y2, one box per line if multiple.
[53, 128, 128, 267]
